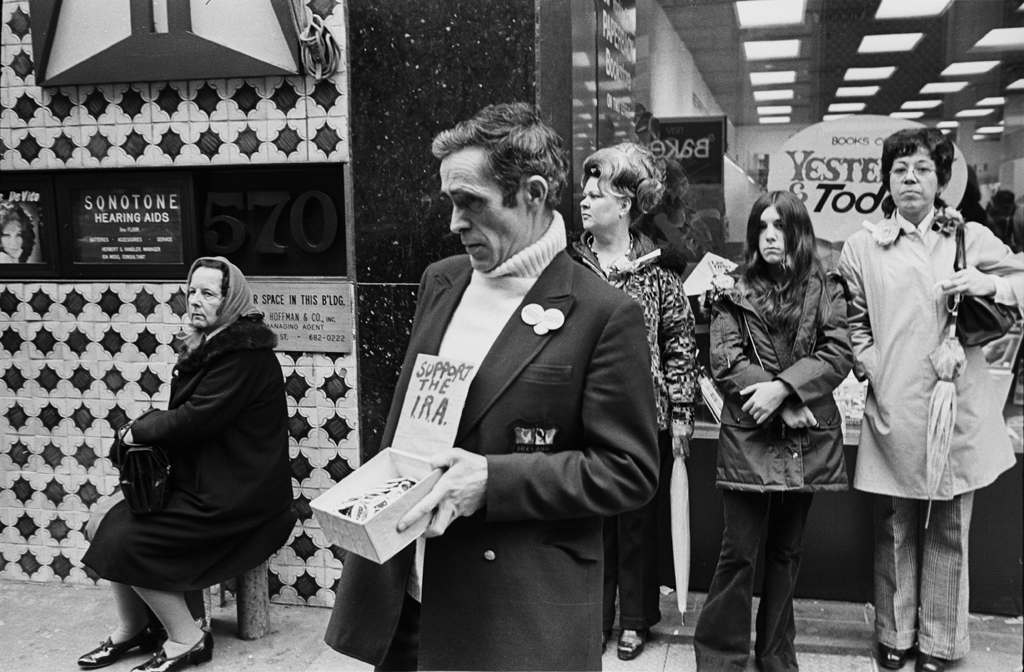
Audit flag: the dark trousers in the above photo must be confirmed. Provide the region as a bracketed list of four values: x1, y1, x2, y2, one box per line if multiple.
[694, 490, 813, 672]
[602, 431, 671, 632]
[376, 592, 420, 672]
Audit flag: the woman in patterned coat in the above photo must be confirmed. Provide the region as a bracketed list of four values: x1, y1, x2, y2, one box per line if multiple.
[570, 142, 698, 661]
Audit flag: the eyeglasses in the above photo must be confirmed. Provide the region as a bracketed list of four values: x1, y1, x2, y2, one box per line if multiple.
[891, 164, 936, 179]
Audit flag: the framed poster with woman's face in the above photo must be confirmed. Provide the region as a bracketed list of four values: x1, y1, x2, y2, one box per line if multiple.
[0, 175, 58, 278]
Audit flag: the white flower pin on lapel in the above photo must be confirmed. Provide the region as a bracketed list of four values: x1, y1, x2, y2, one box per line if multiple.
[520, 303, 565, 336]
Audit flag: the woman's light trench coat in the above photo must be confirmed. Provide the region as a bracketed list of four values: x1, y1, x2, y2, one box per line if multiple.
[837, 217, 1024, 499]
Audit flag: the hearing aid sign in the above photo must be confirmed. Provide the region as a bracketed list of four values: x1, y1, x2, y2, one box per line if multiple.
[767, 116, 966, 243]
[248, 279, 353, 353]
[392, 354, 477, 456]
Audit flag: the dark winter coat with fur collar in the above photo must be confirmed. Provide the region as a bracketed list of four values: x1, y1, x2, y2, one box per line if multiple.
[83, 317, 296, 591]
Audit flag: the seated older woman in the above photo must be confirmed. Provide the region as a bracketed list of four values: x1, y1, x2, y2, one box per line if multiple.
[80, 257, 296, 672]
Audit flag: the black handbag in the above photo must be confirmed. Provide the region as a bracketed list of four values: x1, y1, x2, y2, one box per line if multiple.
[951, 223, 1018, 347]
[112, 416, 171, 515]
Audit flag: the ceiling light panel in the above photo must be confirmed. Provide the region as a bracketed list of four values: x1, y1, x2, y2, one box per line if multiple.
[858, 33, 923, 53]
[975, 126, 1003, 134]
[875, 0, 952, 20]
[1008, 78, 1024, 90]
[753, 89, 795, 101]
[744, 39, 801, 60]
[759, 116, 792, 124]
[901, 100, 942, 109]
[955, 108, 995, 117]
[823, 113, 851, 121]
[940, 61, 1000, 76]
[735, 0, 806, 28]
[844, 66, 896, 81]
[936, 121, 959, 128]
[973, 28, 1024, 51]
[920, 81, 968, 94]
[976, 97, 1005, 106]
[757, 105, 793, 114]
[891, 111, 924, 119]
[750, 70, 797, 86]
[829, 102, 866, 112]
[837, 86, 880, 97]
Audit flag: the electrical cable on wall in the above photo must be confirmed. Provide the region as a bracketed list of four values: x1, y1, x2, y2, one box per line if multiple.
[294, 4, 341, 82]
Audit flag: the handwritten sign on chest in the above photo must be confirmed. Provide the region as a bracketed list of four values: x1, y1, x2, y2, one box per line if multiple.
[392, 354, 477, 456]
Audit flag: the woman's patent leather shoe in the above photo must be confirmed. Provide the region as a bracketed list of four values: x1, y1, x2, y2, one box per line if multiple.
[877, 643, 911, 670]
[915, 654, 948, 672]
[77, 625, 164, 669]
[132, 631, 213, 672]
[616, 629, 648, 661]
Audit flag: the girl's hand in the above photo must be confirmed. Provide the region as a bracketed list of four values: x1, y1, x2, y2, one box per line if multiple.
[671, 434, 689, 459]
[739, 380, 790, 424]
[939, 267, 996, 297]
[780, 404, 818, 429]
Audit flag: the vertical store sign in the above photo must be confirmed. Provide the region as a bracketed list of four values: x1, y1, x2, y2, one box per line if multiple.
[596, 0, 636, 143]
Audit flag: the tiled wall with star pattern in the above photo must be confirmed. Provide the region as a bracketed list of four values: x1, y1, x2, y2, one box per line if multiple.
[0, 1, 348, 168]
[0, 280, 360, 606]
[1, 0, 357, 607]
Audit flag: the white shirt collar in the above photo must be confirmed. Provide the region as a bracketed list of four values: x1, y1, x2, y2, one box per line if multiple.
[894, 207, 936, 236]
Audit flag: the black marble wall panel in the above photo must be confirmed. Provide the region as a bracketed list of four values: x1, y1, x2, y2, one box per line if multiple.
[350, 0, 538, 458]
[349, 0, 536, 283]
[355, 283, 418, 457]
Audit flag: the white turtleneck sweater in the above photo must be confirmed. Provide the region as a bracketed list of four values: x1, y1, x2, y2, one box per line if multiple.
[437, 211, 568, 363]
[409, 211, 567, 602]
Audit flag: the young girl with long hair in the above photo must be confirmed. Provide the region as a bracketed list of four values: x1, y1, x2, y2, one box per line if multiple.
[693, 191, 853, 672]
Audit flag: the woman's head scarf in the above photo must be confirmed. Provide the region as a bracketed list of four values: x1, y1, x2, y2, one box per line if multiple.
[182, 256, 261, 351]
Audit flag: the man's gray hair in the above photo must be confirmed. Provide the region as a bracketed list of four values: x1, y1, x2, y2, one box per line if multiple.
[431, 102, 569, 210]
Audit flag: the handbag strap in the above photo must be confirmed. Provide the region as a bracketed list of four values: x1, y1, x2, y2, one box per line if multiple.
[954, 222, 967, 272]
[946, 223, 965, 321]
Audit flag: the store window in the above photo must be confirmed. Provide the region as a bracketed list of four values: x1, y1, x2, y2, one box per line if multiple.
[570, 0, 1024, 436]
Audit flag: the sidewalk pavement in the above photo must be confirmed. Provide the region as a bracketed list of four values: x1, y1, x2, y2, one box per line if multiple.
[3, 580, 1020, 671]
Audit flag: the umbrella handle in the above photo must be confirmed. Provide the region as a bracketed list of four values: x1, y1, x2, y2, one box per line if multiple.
[944, 293, 961, 339]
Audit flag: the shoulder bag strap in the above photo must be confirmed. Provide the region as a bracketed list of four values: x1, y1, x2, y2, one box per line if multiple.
[947, 224, 965, 320]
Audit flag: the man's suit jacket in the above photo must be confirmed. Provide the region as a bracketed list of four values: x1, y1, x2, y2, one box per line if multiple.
[324, 250, 659, 671]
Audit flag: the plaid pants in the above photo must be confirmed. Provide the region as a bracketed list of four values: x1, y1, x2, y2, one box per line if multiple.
[873, 493, 974, 660]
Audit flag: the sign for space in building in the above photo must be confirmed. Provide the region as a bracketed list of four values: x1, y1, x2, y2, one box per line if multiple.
[248, 279, 354, 354]
[70, 180, 189, 264]
[767, 115, 967, 243]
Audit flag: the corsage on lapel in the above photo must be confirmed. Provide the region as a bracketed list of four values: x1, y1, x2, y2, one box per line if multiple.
[521, 303, 565, 336]
[700, 273, 736, 318]
[931, 205, 963, 236]
[862, 218, 901, 247]
[606, 248, 662, 281]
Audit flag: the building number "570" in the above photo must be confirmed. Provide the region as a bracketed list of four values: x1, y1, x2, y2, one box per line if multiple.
[202, 190, 338, 255]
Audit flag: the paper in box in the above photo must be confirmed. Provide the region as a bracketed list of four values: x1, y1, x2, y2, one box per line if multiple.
[311, 448, 443, 563]
[311, 354, 476, 563]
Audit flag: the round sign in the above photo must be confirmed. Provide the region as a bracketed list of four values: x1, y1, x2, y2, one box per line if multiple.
[766, 115, 967, 243]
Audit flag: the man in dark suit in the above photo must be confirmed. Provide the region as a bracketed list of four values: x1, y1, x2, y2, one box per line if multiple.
[324, 102, 659, 671]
